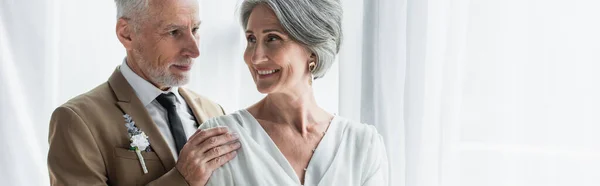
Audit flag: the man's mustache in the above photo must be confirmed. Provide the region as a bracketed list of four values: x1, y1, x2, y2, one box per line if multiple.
[173, 58, 193, 65]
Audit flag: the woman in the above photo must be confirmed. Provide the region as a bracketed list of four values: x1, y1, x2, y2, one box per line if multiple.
[200, 0, 388, 185]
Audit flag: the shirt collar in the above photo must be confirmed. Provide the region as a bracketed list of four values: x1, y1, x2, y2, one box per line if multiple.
[120, 58, 182, 106]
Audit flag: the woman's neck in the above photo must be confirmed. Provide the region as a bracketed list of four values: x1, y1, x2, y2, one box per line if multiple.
[253, 88, 331, 137]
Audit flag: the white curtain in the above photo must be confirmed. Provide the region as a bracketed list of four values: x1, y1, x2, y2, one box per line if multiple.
[402, 0, 600, 185]
[343, 0, 600, 186]
[339, 0, 405, 185]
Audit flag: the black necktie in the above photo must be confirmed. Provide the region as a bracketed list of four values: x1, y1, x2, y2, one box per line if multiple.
[156, 92, 187, 155]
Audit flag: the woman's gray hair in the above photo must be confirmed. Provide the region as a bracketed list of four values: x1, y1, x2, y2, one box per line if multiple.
[114, 0, 150, 31]
[240, 0, 343, 79]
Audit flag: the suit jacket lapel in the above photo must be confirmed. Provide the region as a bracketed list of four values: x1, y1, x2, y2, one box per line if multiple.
[108, 67, 176, 170]
[179, 88, 210, 127]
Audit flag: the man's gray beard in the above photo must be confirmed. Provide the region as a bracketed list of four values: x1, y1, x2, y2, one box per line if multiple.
[132, 49, 191, 88]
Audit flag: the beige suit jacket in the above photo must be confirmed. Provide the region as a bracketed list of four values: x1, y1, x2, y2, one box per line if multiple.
[48, 67, 226, 186]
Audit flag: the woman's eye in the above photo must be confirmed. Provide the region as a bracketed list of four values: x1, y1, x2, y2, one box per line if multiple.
[267, 35, 280, 42]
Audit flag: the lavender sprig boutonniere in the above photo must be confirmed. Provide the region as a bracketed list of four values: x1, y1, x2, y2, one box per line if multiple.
[124, 114, 150, 174]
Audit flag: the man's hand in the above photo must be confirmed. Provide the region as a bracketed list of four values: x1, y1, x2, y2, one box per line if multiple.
[175, 127, 241, 186]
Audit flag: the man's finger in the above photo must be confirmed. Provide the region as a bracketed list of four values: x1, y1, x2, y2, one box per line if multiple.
[201, 141, 241, 163]
[187, 128, 204, 141]
[188, 126, 229, 146]
[197, 132, 240, 154]
[207, 150, 238, 170]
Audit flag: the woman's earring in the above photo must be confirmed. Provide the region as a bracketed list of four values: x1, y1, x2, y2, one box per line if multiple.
[308, 62, 316, 86]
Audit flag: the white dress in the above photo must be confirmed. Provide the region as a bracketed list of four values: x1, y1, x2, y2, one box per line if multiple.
[200, 110, 389, 186]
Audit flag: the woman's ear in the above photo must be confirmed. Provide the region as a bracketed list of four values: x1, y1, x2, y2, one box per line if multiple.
[308, 53, 317, 72]
[309, 53, 317, 63]
[116, 18, 133, 50]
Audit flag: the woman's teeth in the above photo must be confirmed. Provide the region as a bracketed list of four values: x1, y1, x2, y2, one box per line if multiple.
[257, 69, 280, 75]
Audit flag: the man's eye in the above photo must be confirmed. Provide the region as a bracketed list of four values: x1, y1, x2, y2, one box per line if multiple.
[247, 35, 256, 43]
[169, 30, 179, 36]
[192, 27, 199, 34]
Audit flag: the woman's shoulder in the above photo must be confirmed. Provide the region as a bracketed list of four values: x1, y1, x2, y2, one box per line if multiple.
[334, 116, 387, 173]
[333, 116, 383, 146]
[334, 116, 380, 136]
[198, 109, 249, 130]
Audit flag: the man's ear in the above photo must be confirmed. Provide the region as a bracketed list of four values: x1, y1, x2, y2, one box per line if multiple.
[116, 18, 133, 50]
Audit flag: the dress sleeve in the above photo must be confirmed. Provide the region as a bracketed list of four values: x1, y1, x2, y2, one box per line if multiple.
[198, 117, 221, 130]
[361, 127, 390, 186]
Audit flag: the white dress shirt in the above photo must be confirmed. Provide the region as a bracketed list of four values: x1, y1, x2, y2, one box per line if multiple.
[120, 59, 198, 160]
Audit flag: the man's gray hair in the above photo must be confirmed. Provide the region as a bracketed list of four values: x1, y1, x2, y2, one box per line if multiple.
[240, 0, 343, 79]
[114, 0, 150, 31]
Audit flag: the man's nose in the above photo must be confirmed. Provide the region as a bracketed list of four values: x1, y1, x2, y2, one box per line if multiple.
[182, 32, 200, 58]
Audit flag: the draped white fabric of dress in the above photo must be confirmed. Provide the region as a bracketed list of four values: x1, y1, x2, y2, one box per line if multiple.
[200, 110, 389, 186]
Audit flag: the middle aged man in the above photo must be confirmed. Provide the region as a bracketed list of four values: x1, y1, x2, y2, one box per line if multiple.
[47, 0, 240, 185]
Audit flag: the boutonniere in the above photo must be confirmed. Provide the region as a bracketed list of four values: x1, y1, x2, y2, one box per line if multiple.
[124, 114, 150, 174]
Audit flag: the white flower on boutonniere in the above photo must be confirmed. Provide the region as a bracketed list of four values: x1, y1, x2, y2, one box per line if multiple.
[130, 132, 150, 151]
[124, 114, 150, 174]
